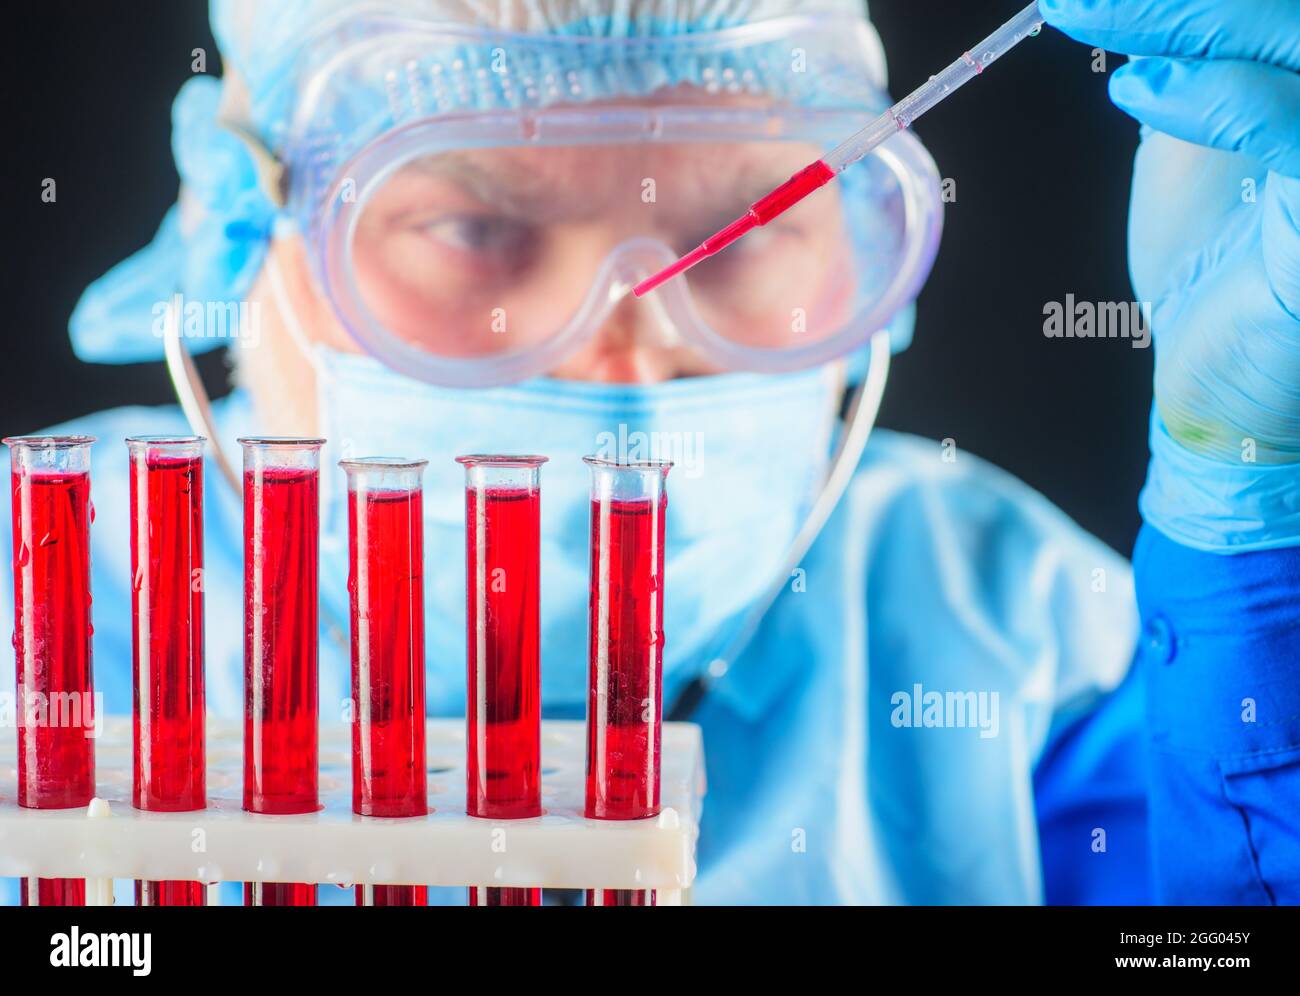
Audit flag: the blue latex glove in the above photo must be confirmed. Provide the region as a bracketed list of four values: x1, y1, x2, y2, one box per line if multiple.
[1042, 0, 1300, 550]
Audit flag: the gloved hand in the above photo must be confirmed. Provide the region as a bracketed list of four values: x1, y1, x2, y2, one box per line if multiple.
[1041, 0, 1300, 550]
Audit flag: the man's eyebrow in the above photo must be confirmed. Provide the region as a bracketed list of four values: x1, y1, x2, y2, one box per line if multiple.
[659, 150, 799, 206]
[406, 151, 602, 221]
[398, 145, 814, 223]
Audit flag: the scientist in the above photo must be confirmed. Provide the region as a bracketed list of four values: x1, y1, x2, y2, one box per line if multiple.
[3, 0, 1299, 904]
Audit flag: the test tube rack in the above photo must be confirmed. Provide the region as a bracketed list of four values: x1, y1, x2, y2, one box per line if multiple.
[0, 717, 704, 904]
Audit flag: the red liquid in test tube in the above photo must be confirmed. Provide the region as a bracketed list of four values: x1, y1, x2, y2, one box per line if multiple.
[20, 879, 87, 906]
[582, 457, 671, 907]
[136, 880, 205, 906]
[356, 885, 427, 906]
[240, 437, 324, 907]
[127, 437, 207, 906]
[587, 888, 653, 907]
[458, 455, 546, 908]
[343, 457, 429, 908]
[5, 435, 97, 907]
[468, 886, 541, 907]
[243, 882, 317, 906]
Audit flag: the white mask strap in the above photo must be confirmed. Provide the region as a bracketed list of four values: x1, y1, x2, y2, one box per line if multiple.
[264, 243, 332, 388]
[676, 331, 890, 711]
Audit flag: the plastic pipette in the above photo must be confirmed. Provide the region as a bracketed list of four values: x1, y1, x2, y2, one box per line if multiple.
[632, 2, 1046, 297]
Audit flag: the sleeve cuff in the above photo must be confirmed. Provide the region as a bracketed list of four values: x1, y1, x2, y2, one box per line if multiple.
[1138, 409, 1300, 553]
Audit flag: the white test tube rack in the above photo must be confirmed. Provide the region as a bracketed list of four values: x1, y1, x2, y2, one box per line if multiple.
[0, 717, 704, 905]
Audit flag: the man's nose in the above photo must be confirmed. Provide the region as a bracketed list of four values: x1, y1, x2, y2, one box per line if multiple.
[551, 293, 689, 384]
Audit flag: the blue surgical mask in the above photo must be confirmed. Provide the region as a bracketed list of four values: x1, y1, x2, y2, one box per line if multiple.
[307, 346, 840, 715]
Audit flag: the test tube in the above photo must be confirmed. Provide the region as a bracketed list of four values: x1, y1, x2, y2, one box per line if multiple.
[243, 882, 317, 906]
[457, 455, 547, 908]
[343, 457, 429, 908]
[126, 437, 207, 907]
[240, 437, 324, 907]
[582, 457, 671, 907]
[5, 436, 96, 907]
[467, 886, 542, 906]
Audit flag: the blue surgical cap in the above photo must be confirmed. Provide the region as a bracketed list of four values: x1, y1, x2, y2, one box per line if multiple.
[69, 0, 890, 364]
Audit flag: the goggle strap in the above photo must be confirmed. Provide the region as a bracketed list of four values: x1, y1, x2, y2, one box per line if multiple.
[219, 117, 289, 208]
[676, 330, 891, 716]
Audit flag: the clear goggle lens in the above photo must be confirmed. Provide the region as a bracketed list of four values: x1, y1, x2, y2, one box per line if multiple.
[355, 139, 858, 348]
[319, 126, 939, 384]
[287, 15, 944, 385]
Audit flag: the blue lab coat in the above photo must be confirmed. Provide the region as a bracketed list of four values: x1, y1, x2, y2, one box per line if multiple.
[2, 392, 1297, 905]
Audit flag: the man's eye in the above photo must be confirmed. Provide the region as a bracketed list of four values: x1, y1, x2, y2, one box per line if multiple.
[419, 214, 537, 262]
[680, 225, 782, 277]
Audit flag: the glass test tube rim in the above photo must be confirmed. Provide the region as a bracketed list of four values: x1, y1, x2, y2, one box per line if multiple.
[342, 457, 429, 501]
[340, 455, 429, 474]
[125, 434, 207, 449]
[4, 436, 95, 477]
[584, 455, 673, 502]
[582, 456, 673, 473]
[237, 436, 327, 448]
[3, 434, 97, 449]
[126, 435, 206, 468]
[455, 454, 549, 470]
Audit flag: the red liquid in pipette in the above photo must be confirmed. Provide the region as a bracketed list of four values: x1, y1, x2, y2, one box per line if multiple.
[632, 159, 835, 297]
[465, 487, 542, 820]
[584, 495, 666, 908]
[349, 484, 427, 908]
[131, 452, 206, 906]
[243, 465, 318, 906]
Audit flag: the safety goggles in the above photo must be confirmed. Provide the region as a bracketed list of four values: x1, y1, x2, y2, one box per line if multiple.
[282, 14, 943, 386]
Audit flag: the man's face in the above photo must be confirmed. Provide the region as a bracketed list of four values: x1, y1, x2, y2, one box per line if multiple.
[295, 137, 858, 384]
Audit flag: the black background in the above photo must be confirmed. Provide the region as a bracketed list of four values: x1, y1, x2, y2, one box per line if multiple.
[9, 907, 1283, 974]
[3, 0, 1151, 553]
